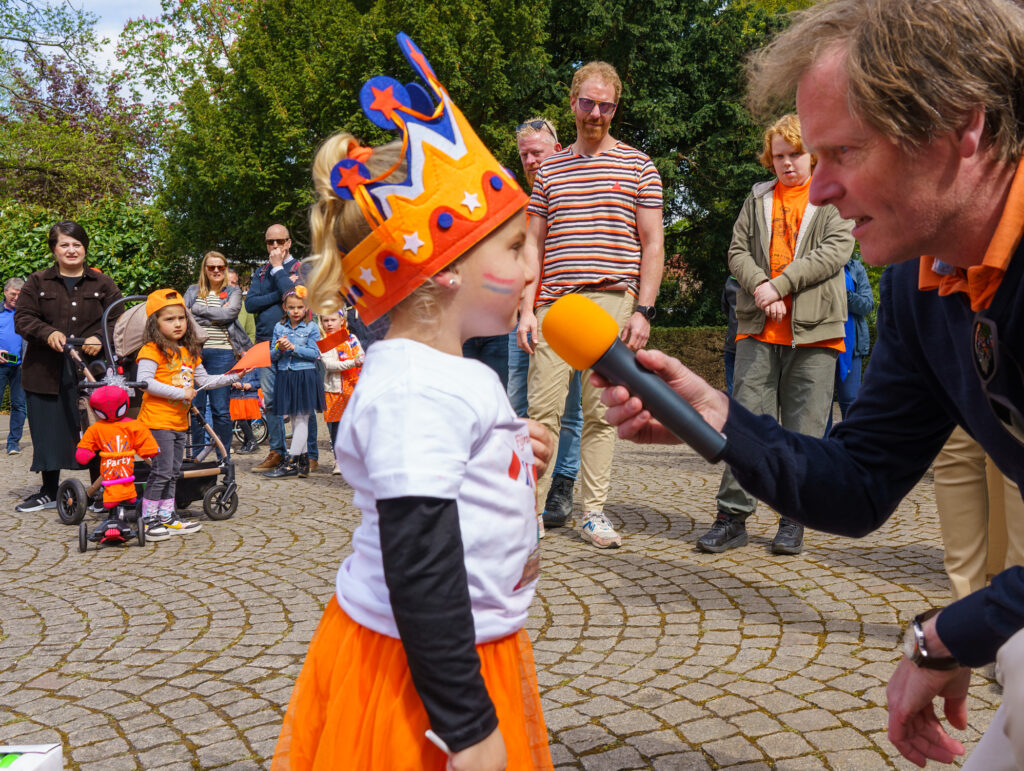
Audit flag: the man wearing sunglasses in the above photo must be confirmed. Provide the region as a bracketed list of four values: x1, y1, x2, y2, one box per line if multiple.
[597, 0, 1024, 766]
[518, 61, 665, 549]
[246, 224, 319, 473]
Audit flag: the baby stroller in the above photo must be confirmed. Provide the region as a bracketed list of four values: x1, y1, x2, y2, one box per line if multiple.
[56, 296, 240, 530]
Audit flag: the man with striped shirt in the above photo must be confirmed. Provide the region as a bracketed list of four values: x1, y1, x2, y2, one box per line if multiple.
[517, 61, 665, 549]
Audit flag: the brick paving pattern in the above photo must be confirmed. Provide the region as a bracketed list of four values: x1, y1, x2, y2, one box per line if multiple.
[0, 424, 999, 769]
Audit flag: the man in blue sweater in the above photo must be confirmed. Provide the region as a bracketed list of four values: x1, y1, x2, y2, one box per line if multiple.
[598, 0, 1024, 767]
[245, 224, 319, 473]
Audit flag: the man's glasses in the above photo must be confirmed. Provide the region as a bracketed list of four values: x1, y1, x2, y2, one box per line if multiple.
[207, 265, 226, 272]
[575, 97, 617, 115]
[973, 313, 1024, 445]
[517, 120, 556, 138]
[266, 238, 289, 246]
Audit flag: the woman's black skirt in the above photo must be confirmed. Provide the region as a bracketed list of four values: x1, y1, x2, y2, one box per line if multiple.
[26, 357, 86, 472]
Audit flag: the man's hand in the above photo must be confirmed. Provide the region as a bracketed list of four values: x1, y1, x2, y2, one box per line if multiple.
[525, 418, 553, 476]
[82, 335, 102, 356]
[753, 280, 782, 309]
[620, 312, 651, 352]
[594, 349, 730, 443]
[448, 726, 506, 771]
[762, 299, 787, 324]
[268, 245, 286, 268]
[517, 311, 538, 354]
[47, 330, 67, 352]
[887, 658, 969, 767]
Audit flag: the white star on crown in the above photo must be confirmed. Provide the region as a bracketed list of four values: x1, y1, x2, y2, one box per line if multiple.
[360, 267, 377, 285]
[403, 231, 425, 255]
[461, 192, 481, 213]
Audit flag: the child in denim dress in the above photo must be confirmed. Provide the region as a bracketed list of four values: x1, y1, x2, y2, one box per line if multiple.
[263, 286, 324, 479]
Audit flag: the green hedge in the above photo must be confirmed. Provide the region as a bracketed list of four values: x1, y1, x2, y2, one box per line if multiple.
[0, 197, 192, 295]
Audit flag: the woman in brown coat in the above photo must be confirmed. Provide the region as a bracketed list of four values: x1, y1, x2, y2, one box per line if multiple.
[13, 221, 123, 512]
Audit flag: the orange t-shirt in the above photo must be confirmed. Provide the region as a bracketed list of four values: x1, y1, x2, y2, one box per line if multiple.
[743, 179, 843, 351]
[78, 418, 160, 505]
[137, 342, 199, 432]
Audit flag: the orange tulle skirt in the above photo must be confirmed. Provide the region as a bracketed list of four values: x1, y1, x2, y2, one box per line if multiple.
[272, 597, 552, 770]
[229, 399, 262, 421]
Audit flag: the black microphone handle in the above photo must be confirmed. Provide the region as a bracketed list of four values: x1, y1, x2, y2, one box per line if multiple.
[593, 339, 727, 463]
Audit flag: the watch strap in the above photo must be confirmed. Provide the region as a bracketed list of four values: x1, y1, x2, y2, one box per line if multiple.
[909, 608, 960, 670]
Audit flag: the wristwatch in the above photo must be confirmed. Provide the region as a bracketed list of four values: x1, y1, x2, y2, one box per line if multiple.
[636, 305, 656, 321]
[902, 608, 960, 670]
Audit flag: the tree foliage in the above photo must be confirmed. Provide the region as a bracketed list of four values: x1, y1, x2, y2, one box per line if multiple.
[0, 56, 160, 212]
[112, 0, 803, 323]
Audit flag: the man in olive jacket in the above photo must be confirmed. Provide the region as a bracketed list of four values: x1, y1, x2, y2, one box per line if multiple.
[699, 113, 854, 556]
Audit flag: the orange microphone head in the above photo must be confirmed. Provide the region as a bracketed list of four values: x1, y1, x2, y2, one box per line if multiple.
[542, 294, 620, 370]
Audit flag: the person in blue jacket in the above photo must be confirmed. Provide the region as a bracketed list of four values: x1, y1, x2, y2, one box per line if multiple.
[826, 255, 874, 433]
[598, 1, 1024, 767]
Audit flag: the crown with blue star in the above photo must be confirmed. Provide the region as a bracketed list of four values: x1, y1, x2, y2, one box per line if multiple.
[332, 33, 527, 323]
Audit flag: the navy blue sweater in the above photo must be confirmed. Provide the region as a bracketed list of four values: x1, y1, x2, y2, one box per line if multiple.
[722, 249, 1024, 667]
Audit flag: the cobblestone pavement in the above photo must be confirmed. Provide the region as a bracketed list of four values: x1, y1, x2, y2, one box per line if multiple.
[0, 425, 999, 770]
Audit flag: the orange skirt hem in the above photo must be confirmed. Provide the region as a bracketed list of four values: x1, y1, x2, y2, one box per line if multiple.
[271, 597, 552, 770]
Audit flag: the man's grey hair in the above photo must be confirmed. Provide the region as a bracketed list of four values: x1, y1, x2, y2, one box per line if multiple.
[4, 277, 25, 292]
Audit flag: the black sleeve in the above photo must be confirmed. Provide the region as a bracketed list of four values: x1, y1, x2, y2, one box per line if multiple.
[377, 496, 498, 753]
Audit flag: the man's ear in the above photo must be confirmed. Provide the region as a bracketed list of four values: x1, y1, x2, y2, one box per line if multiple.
[956, 108, 986, 158]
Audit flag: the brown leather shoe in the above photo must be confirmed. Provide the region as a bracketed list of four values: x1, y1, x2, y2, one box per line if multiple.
[252, 450, 283, 473]
[308, 458, 319, 474]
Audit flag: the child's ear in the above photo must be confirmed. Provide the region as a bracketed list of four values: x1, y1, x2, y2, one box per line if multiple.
[433, 269, 460, 289]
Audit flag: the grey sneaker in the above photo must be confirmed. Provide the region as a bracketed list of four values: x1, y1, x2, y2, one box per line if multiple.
[581, 510, 621, 549]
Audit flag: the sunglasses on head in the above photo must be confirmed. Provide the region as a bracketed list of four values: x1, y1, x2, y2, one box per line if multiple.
[266, 238, 289, 246]
[517, 120, 555, 138]
[973, 312, 1024, 445]
[575, 97, 617, 115]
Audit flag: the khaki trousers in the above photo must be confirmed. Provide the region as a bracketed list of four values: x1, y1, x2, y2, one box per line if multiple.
[717, 337, 837, 518]
[529, 290, 635, 514]
[933, 425, 1024, 601]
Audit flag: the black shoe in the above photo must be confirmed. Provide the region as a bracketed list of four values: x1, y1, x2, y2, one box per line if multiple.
[236, 441, 259, 455]
[770, 518, 804, 555]
[263, 457, 298, 478]
[696, 513, 748, 553]
[16, 491, 57, 512]
[296, 453, 310, 478]
[542, 474, 575, 528]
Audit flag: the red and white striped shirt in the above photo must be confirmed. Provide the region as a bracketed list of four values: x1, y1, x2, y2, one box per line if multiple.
[528, 142, 663, 307]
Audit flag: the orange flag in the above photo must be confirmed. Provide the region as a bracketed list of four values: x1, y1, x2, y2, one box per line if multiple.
[316, 328, 348, 353]
[228, 341, 271, 373]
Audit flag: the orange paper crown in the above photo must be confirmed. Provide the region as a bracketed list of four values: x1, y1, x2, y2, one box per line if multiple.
[332, 34, 528, 323]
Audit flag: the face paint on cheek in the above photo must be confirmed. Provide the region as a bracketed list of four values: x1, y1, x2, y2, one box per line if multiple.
[481, 273, 518, 295]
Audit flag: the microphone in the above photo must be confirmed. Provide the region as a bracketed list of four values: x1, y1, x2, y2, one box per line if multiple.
[542, 294, 727, 463]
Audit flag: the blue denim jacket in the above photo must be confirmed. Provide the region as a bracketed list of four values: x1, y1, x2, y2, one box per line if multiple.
[270, 320, 321, 371]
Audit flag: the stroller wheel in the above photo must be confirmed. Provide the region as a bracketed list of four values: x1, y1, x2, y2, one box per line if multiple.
[58, 479, 88, 525]
[251, 417, 269, 445]
[78, 522, 89, 553]
[137, 520, 146, 547]
[203, 484, 238, 520]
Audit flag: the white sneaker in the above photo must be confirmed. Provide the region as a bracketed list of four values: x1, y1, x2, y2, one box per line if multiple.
[537, 512, 545, 539]
[145, 519, 170, 541]
[163, 515, 202, 534]
[581, 510, 621, 549]
[332, 466, 341, 475]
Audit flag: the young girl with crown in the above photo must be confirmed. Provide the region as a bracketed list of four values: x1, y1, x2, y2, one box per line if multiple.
[271, 34, 553, 771]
